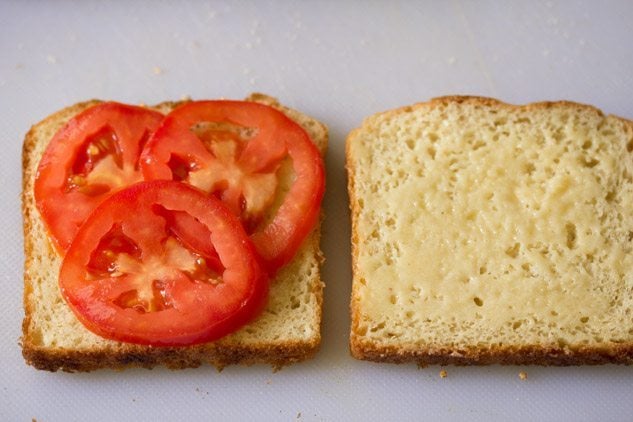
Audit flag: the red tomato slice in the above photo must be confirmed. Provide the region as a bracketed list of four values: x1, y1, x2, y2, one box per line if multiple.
[60, 181, 268, 346]
[140, 101, 325, 273]
[34, 102, 164, 253]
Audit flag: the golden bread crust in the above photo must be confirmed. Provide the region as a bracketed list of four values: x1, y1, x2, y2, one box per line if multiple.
[351, 339, 633, 366]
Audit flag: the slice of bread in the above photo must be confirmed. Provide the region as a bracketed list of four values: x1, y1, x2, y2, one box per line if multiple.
[347, 96, 633, 365]
[22, 93, 327, 372]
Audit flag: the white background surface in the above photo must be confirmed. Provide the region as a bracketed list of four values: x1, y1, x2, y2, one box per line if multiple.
[2, 1, 633, 420]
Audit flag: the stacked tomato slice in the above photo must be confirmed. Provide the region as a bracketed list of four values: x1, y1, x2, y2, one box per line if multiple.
[34, 100, 325, 346]
[35, 102, 164, 252]
[140, 101, 325, 272]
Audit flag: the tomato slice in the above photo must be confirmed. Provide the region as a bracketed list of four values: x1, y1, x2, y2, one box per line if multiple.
[140, 100, 325, 273]
[34, 102, 164, 253]
[59, 181, 268, 346]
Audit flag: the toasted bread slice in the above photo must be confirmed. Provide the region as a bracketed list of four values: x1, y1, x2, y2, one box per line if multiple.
[347, 96, 633, 365]
[22, 93, 327, 372]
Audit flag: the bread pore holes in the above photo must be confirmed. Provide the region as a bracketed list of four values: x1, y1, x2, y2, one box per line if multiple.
[580, 156, 600, 168]
[565, 223, 577, 249]
[471, 140, 486, 151]
[605, 191, 616, 203]
[552, 128, 564, 142]
[505, 243, 520, 258]
[473, 297, 484, 307]
[493, 117, 507, 126]
[290, 298, 301, 310]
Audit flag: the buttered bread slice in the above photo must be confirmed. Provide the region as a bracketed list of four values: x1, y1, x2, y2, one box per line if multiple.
[347, 96, 633, 365]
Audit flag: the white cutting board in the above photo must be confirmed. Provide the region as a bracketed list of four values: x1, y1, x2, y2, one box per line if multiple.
[2, 1, 633, 420]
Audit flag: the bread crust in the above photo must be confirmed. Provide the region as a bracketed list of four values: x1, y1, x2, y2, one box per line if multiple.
[23, 338, 320, 372]
[351, 339, 633, 366]
[352, 95, 633, 130]
[346, 95, 633, 366]
[22, 95, 327, 372]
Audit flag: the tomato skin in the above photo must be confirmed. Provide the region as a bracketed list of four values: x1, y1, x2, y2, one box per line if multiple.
[251, 128, 325, 271]
[34, 102, 164, 254]
[141, 100, 325, 274]
[59, 181, 268, 346]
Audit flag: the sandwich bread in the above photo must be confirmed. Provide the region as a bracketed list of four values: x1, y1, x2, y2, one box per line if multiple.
[347, 96, 633, 365]
[22, 93, 327, 372]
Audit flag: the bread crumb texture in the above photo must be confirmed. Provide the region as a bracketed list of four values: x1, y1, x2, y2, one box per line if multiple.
[348, 96, 633, 365]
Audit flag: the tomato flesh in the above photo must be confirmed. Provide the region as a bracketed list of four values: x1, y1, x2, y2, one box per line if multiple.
[34, 102, 164, 253]
[141, 101, 325, 273]
[59, 181, 268, 346]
